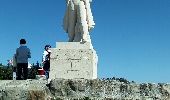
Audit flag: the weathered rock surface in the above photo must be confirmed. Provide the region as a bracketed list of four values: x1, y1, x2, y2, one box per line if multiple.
[49, 78, 170, 100]
[0, 78, 170, 100]
[0, 80, 52, 100]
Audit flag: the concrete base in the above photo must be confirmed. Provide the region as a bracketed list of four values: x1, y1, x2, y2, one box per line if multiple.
[49, 42, 98, 79]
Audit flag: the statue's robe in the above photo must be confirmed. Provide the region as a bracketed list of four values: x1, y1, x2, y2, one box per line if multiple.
[63, 0, 95, 42]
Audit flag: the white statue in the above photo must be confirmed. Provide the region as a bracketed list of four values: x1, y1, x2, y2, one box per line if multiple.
[63, 0, 95, 42]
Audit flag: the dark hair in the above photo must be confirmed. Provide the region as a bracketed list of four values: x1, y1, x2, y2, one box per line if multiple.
[44, 45, 51, 50]
[20, 39, 26, 44]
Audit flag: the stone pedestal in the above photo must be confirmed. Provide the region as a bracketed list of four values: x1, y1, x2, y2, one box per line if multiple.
[49, 42, 98, 79]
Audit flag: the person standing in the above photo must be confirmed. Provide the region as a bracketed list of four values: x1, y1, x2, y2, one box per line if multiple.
[42, 45, 51, 79]
[16, 39, 31, 80]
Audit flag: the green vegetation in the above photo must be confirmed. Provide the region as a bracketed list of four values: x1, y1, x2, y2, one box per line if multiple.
[28, 67, 39, 79]
[0, 66, 13, 80]
[0, 65, 39, 80]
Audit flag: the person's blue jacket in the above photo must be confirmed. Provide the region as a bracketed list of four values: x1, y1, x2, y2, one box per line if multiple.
[16, 45, 31, 63]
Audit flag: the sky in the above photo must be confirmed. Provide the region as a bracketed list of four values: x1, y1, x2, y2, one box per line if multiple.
[0, 0, 170, 83]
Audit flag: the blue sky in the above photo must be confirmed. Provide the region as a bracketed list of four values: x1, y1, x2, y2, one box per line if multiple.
[0, 0, 170, 83]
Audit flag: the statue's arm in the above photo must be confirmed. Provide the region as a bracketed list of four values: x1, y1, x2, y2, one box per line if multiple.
[85, 0, 95, 31]
[63, 0, 70, 33]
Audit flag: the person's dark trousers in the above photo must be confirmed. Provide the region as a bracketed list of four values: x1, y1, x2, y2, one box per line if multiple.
[17, 63, 28, 80]
[44, 70, 49, 79]
[43, 61, 50, 79]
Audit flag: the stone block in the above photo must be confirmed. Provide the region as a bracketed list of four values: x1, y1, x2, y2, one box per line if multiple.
[49, 42, 98, 79]
[56, 42, 93, 49]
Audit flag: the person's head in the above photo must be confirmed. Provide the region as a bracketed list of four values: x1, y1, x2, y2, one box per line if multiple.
[20, 39, 26, 45]
[44, 45, 51, 51]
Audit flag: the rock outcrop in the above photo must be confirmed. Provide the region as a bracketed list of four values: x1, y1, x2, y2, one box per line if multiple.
[0, 80, 52, 100]
[49, 78, 170, 100]
[0, 78, 170, 100]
